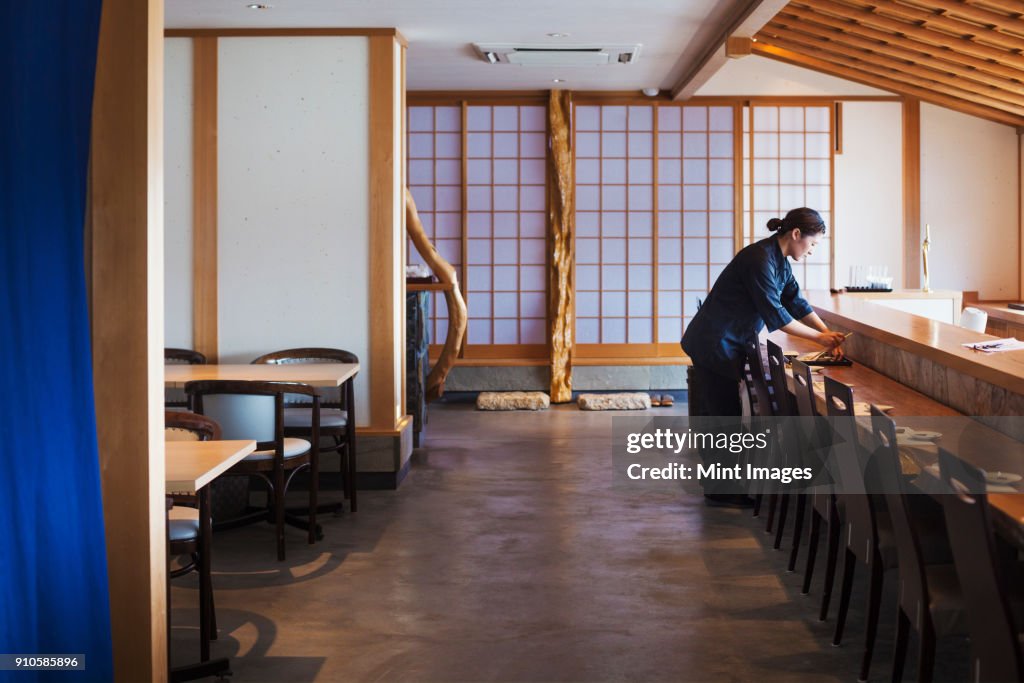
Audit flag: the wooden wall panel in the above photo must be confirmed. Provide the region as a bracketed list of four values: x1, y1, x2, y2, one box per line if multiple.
[192, 37, 218, 361]
[903, 98, 921, 289]
[90, 0, 166, 680]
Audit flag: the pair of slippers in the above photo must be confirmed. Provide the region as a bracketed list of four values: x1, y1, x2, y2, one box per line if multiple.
[649, 394, 675, 407]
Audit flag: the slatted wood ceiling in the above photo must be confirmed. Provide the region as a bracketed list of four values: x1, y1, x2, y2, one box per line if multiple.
[753, 0, 1024, 127]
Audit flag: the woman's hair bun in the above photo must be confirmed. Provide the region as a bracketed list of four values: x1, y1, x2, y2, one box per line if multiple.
[766, 217, 784, 232]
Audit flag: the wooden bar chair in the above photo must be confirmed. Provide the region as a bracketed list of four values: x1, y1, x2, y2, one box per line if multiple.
[742, 343, 776, 518]
[791, 359, 842, 622]
[765, 340, 806, 571]
[938, 448, 1024, 683]
[826, 376, 893, 682]
[872, 407, 964, 683]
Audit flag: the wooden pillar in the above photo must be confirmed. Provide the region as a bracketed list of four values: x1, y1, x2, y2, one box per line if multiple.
[548, 89, 575, 403]
[90, 0, 167, 679]
[368, 35, 407, 430]
[903, 98, 921, 289]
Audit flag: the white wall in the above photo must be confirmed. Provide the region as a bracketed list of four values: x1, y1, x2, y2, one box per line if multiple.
[696, 55, 889, 97]
[833, 102, 903, 289]
[921, 103, 1020, 300]
[164, 37, 193, 348]
[217, 36, 371, 424]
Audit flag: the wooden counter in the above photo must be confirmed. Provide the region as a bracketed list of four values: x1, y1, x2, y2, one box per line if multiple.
[804, 291, 1024, 432]
[974, 302, 1024, 339]
[840, 288, 962, 324]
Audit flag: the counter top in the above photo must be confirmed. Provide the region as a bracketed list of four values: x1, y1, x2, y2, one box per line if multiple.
[973, 302, 1024, 324]
[805, 290, 1024, 396]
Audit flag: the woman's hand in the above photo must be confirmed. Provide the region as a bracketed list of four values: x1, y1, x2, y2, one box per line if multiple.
[816, 331, 847, 358]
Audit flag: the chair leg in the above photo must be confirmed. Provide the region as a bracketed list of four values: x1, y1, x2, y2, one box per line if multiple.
[752, 491, 763, 517]
[274, 464, 286, 562]
[308, 454, 319, 545]
[208, 573, 218, 641]
[859, 557, 884, 681]
[892, 609, 910, 683]
[765, 492, 778, 534]
[788, 494, 806, 572]
[918, 620, 936, 683]
[833, 548, 857, 646]
[802, 509, 821, 595]
[819, 507, 842, 621]
[774, 494, 790, 550]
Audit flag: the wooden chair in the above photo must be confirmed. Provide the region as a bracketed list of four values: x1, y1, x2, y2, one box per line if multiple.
[938, 447, 1024, 683]
[764, 340, 809, 571]
[252, 348, 358, 512]
[185, 380, 321, 561]
[791, 359, 842, 623]
[872, 407, 964, 683]
[164, 410, 221, 658]
[742, 343, 776, 518]
[165, 348, 206, 408]
[826, 376, 893, 682]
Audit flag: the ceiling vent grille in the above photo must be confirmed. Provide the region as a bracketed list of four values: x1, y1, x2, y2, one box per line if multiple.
[473, 43, 642, 67]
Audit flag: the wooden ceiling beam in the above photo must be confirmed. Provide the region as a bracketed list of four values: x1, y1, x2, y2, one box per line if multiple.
[966, 0, 1024, 17]
[766, 15, 1023, 91]
[905, 0, 1024, 36]
[853, 0, 1024, 51]
[751, 43, 1024, 127]
[761, 35, 1024, 115]
[670, 0, 791, 100]
[791, 0, 1024, 69]
[779, 6, 1024, 82]
[762, 31, 1024, 111]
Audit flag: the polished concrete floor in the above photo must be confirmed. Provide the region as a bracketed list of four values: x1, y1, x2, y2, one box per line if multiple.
[170, 400, 970, 682]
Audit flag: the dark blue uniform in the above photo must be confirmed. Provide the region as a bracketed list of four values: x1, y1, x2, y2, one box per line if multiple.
[682, 235, 813, 382]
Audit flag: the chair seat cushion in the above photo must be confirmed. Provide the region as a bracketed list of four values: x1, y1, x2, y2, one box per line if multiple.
[246, 437, 311, 461]
[169, 518, 199, 543]
[283, 408, 347, 429]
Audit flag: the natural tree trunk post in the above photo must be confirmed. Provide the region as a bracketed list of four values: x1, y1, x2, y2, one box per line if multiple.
[548, 89, 575, 403]
[405, 187, 467, 400]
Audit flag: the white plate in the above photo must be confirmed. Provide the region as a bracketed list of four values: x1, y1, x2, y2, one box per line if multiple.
[984, 471, 1022, 485]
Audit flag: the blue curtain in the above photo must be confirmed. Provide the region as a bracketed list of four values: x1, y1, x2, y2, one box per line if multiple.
[0, 2, 112, 681]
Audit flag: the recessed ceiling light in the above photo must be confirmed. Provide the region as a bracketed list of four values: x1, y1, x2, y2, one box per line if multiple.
[247, 3, 271, 9]
[547, 32, 570, 38]
[552, 78, 565, 83]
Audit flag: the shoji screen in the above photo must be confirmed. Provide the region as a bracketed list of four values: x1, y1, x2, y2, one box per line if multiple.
[743, 104, 833, 291]
[408, 105, 462, 344]
[575, 103, 738, 355]
[407, 102, 548, 359]
[575, 105, 656, 353]
[464, 105, 548, 356]
[655, 105, 737, 339]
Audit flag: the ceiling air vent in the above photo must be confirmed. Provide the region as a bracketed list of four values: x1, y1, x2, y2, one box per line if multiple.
[473, 43, 642, 67]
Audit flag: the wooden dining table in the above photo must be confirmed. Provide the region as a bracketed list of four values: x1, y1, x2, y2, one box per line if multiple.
[166, 439, 256, 682]
[768, 332, 1024, 546]
[165, 362, 361, 511]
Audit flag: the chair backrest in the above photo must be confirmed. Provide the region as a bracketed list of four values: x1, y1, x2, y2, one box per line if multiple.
[938, 447, 1023, 683]
[164, 348, 207, 365]
[872, 406, 931, 620]
[790, 359, 817, 418]
[185, 380, 318, 451]
[165, 348, 207, 407]
[164, 410, 221, 442]
[251, 348, 357, 407]
[824, 376, 876, 556]
[743, 343, 775, 418]
[765, 340, 795, 417]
